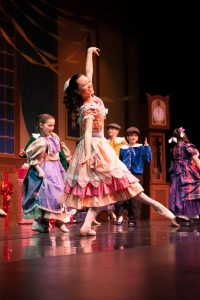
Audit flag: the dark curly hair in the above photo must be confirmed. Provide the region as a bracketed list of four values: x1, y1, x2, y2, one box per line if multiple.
[64, 74, 84, 114]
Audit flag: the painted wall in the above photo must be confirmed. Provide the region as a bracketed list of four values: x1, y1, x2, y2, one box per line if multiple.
[57, 18, 139, 153]
[20, 17, 140, 155]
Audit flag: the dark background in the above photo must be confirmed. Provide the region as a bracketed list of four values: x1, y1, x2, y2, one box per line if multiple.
[16, 0, 197, 148]
[11, 0, 199, 147]
[63, 0, 199, 146]
[136, 2, 199, 147]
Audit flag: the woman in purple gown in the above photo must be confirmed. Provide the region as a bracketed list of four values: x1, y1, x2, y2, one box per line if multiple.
[168, 127, 200, 223]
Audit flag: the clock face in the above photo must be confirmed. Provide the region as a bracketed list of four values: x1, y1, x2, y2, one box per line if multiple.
[146, 94, 169, 129]
[152, 99, 166, 125]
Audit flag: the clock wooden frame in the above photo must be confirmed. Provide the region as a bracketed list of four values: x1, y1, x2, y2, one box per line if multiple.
[146, 94, 170, 129]
[149, 132, 166, 183]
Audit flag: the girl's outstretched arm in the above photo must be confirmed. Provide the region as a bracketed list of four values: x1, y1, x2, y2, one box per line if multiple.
[85, 47, 100, 82]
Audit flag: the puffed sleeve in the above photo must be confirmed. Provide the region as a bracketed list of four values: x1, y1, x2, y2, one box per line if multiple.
[26, 138, 47, 166]
[186, 143, 197, 158]
[81, 104, 97, 121]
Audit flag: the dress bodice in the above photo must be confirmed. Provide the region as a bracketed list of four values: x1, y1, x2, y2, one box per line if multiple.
[26, 134, 61, 166]
[172, 142, 196, 163]
[78, 96, 107, 135]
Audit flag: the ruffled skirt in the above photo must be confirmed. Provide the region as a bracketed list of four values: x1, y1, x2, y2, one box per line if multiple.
[62, 136, 144, 209]
[23, 161, 69, 222]
[169, 162, 200, 216]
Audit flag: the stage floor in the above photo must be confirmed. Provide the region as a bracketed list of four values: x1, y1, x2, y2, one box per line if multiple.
[1, 219, 200, 299]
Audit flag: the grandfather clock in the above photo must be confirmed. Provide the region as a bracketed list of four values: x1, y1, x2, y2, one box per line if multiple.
[143, 94, 170, 220]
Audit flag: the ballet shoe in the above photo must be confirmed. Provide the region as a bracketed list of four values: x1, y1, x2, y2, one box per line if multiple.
[171, 217, 181, 227]
[58, 224, 69, 233]
[116, 216, 123, 225]
[55, 220, 69, 233]
[0, 209, 7, 217]
[80, 228, 96, 236]
[153, 203, 180, 227]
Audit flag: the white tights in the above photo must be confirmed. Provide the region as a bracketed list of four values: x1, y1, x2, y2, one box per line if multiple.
[81, 192, 179, 230]
[81, 208, 98, 230]
[135, 192, 176, 221]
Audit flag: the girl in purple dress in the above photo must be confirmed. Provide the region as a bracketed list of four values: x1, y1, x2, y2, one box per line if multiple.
[62, 47, 179, 236]
[22, 114, 69, 233]
[168, 127, 200, 222]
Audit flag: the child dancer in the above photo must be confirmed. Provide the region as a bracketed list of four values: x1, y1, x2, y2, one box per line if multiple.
[22, 114, 69, 233]
[118, 127, 152, 226]
[19, 135, 71, 171]
[106, 123, 127, 157]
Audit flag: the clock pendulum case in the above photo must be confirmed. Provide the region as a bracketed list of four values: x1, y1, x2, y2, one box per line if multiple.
[142, 94, 170, 220]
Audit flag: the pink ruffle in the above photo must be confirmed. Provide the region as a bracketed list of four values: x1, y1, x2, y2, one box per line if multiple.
[64, 173, 139, 197]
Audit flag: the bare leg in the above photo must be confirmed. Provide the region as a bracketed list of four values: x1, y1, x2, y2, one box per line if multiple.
[135, 192, 180, 227]
[80, 208, 97, 236]
[55, 219, 69, 233]
[92, 207, 101, 225]
[111, 211, 117, 221]
[108, 210, 116, 221]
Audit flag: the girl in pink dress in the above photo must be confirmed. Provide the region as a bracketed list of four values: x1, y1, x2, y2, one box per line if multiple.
[62, 47, 179, 236]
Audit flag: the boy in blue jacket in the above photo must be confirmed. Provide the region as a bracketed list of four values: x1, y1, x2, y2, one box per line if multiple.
[118, 127, 152, 226]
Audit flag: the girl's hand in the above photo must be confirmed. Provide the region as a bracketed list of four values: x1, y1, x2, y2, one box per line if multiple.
[144, 137, 149, 146]
[19, 148, 25, 157]
[38, 169, 45, 178]
[88, 47, 100, 56]
[80, 155, 91, 167]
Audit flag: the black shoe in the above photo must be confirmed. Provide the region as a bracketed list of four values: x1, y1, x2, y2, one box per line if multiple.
[128, 221, 136, 227]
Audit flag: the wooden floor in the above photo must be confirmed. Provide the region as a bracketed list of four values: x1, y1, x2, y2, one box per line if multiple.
[1, 218, 200, 300]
